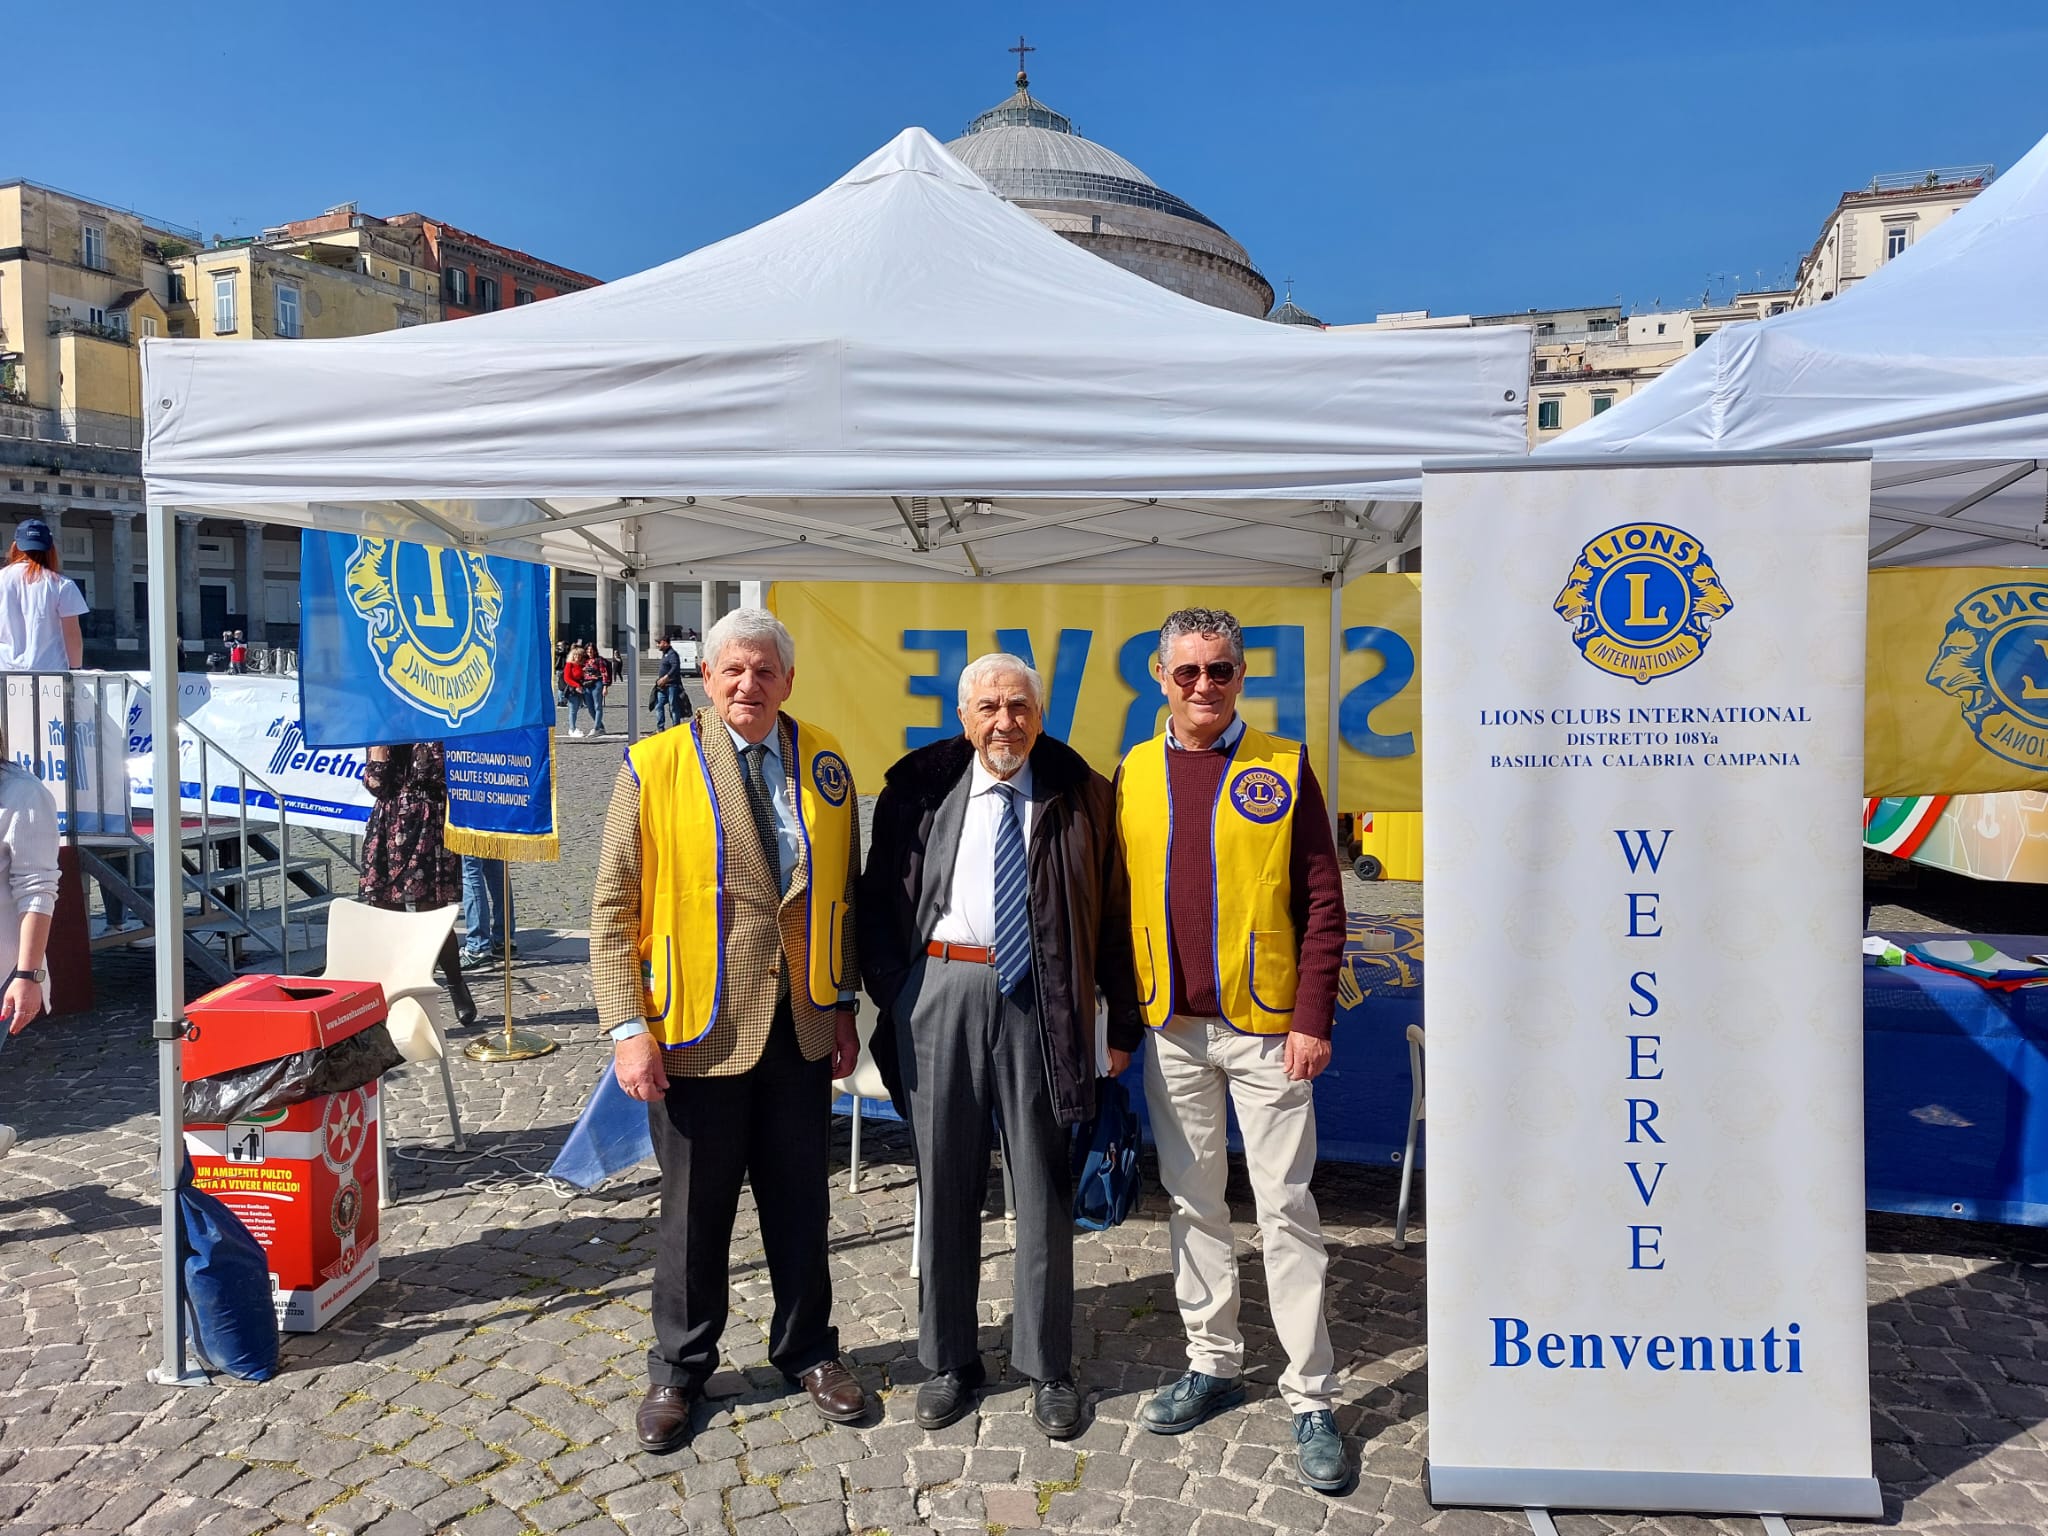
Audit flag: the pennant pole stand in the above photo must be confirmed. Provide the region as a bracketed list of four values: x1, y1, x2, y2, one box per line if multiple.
[465, 860, 557, 1063]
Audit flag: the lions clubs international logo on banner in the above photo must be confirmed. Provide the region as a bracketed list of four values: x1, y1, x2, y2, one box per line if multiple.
[299, 531, 553, 749]
[1927, 581, 2048, 771]
[1553, 521, 1733, 684]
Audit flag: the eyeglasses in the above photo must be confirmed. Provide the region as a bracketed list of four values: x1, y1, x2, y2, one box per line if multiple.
[1169, 661, 1241, 688]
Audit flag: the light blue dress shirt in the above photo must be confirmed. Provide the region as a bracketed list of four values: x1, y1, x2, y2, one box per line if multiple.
[726, 721, 802, 893]
[1166, 713, 1247, 752]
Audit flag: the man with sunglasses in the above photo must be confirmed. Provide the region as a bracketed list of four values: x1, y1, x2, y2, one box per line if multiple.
[1114, 607, 1350, 1493]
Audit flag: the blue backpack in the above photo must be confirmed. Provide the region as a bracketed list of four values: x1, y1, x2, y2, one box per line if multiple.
[178, 1157, 280, 1381]
[1072, 1076, 1144, 1231]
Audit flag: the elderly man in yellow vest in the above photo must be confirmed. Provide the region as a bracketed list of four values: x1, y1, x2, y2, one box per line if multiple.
[591, 607, 867, 1454]
[1114, 607, 1352, 1494]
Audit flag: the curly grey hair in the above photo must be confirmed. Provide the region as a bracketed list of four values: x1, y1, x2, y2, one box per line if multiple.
[956, 652, 1044, 710]
[704, 607, 795, 673]
[1157, 607, 1245, 668]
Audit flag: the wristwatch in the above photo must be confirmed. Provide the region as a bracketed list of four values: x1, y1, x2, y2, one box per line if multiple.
[8, 967, 46, 986]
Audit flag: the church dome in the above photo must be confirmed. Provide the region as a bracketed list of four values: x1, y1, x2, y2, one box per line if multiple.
[946, 66, 1274, 319]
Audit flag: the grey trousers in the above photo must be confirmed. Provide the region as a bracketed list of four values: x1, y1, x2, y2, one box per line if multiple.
[893, 955, 1073, 1381]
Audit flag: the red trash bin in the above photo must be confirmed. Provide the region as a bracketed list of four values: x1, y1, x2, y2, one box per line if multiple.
[181, 975, 387, 1332]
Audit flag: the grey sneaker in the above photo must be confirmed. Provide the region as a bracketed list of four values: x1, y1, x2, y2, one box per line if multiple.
[1293, 1409, 1347, 1492]
[1139, 1370, 1245, 1434]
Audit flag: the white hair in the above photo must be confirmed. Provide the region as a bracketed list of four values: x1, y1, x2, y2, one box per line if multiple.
[956, 652, 1044, 711]
[704, 607, 795, 673]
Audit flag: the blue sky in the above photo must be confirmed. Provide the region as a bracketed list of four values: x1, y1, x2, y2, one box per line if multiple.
[11, 1, 2048, 322]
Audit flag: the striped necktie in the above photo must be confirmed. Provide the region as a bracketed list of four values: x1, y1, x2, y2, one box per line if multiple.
[990, 782, 1032, 994]
[742, 744, 786, 894]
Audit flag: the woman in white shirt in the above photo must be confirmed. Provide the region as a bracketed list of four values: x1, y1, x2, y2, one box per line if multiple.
[0, 755, 61, 1158]
[0, 518, 87, 673]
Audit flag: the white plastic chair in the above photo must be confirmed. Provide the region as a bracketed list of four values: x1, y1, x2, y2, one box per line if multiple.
[319, 900, 467, 1204]
[1394, 1023, 1424, 1248]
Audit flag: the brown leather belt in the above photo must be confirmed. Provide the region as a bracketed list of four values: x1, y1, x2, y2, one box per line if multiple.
[926, 939, 994, 965]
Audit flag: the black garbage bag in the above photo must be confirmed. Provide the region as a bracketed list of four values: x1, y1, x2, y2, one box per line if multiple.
[183, 1021, 405, 1123]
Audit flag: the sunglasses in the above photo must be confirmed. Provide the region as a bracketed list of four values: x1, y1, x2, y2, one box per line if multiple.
[1168, 661, 1241, 688]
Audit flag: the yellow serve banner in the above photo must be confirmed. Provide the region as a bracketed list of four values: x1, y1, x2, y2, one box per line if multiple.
[768, 577, 1423, 810]
[770, 568, 2048, 808]
[1868, 567, 2048, 796]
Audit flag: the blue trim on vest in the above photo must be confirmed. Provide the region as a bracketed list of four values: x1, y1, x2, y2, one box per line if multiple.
[663, 717, 726, 1052]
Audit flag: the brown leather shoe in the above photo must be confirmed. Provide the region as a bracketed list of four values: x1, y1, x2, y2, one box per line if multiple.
[635, 1383, 696, 1453]
[792, 1357, 867, 1423]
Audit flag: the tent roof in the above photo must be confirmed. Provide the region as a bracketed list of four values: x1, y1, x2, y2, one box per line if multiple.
[141, 128, 1527, 585]
[1549, 132, 2048, 565]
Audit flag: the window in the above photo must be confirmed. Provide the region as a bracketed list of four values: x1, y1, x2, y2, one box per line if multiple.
[1534, 358, 1550, 373]
[82, 223, 106, 271]
[1535, 321, 1555, 337]
[167, 271, 186, 303]
[1695, 332, 1710, 347]
[514, 288, 534, 306]
[400, 269, 413, 290]
[1537, 399, 1562, 431]
[213, 271, 238, 332]
[88, 306, 107, 328]
[1768, 302, 1788, 316]
[275, 282, 301, 338]
[105, 311, 127, 339]
[1591, 394, 1614, 416]
[1885, 225, 1909, 259]
[141, 316, 158, 338]
[475, 276, 499, 311]
[1656, 321, 1667, 335]
[444, 268, 469, 306]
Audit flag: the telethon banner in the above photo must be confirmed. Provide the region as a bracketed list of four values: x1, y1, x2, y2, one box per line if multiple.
[1419, 461, 1879, 1518]
[126, 673, 372, 836]
[299, 532, 553, 749]
[767, 577, 1422, 808]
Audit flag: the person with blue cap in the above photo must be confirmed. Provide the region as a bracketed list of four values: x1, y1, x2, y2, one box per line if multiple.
[0, 520, 86, 673]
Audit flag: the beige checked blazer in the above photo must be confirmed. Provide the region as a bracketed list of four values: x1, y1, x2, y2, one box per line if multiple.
[590, 708, 860, 1078]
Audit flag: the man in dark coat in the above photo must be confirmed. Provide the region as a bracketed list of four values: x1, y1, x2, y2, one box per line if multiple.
[860, 652, 1141, 1440]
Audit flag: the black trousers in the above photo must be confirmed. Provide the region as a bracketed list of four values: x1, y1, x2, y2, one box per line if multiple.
[894, 959, 1073, 1382]
[646, 1001, 837, 1389]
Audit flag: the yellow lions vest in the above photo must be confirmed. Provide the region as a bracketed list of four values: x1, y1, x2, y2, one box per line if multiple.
[1117, 723, 1303, 1035]
[627, 716, 855, 1048]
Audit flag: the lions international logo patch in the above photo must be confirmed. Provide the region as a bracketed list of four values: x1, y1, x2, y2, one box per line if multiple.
[345, 537, 504, 728]
[1230, 767, 1292, 824]
[811, 749, 851, 807]
[1927, 582, 2048, 770]
[1553, 522, 1732, 684]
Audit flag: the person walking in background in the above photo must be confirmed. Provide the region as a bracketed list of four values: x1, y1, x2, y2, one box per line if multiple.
[555, 641, 571, 706]
[230, 631, 248, 674]
[859, 653, 1141, 1441]
[0, 519, 86, 674]
[362, 742, 478, 1029]
[0, 744, 62, 1160]
[1114, 607, 1349, 1493]
[459, 854, 516, 969]
[652, 635, 685, 731]
[563, 646, 592, 737]
[584, 647, 610, 736]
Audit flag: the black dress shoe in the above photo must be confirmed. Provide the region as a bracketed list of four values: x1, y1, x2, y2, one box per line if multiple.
[635, 1383, 696, 1453]
[1031, 1376, 1083, 1440]
[914, 1359, 987, 1430]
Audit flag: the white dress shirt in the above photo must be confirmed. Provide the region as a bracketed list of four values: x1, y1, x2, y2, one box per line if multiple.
[928, 755, 1034, 948]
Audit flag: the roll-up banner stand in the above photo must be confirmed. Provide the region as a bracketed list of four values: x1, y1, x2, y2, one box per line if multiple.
[1419, 458, 1880, 1520]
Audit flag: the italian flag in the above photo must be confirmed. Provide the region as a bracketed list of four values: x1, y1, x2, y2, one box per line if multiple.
[1862, 796, 1950, 858]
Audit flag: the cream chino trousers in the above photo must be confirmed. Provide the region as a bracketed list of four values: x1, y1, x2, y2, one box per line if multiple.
[1143, 1013, 1339, 1414]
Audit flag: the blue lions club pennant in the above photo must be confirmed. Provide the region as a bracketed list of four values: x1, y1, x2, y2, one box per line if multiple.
[298, 531, 552, 749]
[444, 726, 559, 863]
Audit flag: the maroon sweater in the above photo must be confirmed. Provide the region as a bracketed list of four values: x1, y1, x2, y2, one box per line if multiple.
[1157, 743, 1348, 1039]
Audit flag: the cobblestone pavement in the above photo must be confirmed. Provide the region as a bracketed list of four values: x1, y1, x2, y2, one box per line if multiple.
[5, 727, 2048, 1536]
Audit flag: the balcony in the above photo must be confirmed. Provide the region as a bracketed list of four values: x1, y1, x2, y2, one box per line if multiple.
[47, 315, 132, 345]
[0, 402, 143, 456]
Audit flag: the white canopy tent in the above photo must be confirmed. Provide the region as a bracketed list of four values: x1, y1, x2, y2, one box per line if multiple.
[1549, 131, 2048, 567]
[134, 127, 1528, 1382]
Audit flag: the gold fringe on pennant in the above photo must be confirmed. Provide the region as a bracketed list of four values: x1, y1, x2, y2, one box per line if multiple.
[444, 725, 563, 865]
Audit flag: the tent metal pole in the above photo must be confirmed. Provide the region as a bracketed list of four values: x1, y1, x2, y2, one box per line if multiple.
[145, 501, 201, 1387]
[624, 574, 642, 746]
[1326, 574, 1344, 851]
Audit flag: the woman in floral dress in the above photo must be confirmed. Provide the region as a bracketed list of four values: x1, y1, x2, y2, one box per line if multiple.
[361, 742, 477, 1028]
